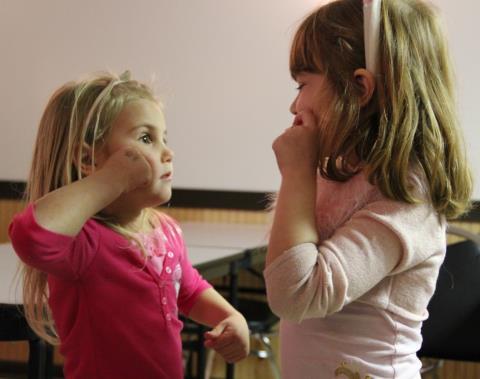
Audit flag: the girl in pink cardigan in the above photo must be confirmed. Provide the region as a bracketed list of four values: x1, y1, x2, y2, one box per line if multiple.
[265, 0, 472, 378]
[9, 71, 249, 379]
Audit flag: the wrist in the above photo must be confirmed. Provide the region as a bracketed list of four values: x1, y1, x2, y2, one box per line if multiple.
[280, 165, 318, 179]
[230, 310, 246, 321]
[281, 166, 317, 182]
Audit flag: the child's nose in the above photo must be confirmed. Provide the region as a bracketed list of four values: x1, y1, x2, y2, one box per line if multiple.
[289, 98, 298, 115]
[161, 146, 174, 163]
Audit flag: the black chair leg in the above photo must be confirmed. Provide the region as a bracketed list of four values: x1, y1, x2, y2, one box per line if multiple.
[28, 338, 45, 379]
[196, 329, 206, 379]
[28, 338, 53, 379]
[45, 343, 54, 379]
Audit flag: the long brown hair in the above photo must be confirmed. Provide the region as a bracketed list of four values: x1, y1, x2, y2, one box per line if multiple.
[290, 0, 472, 219]
[23, 71, 160, 344]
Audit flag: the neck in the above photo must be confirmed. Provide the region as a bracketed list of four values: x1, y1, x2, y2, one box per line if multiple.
[101, 202, 150, 233]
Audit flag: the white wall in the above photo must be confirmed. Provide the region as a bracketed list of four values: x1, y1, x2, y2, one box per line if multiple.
[436, 0, 480, 199]
[1, 0, 479, 197]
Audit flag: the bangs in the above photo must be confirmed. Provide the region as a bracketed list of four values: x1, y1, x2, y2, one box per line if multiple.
[289, 13, 325, 78]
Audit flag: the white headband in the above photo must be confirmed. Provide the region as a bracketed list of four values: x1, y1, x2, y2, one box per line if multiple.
[363, 0, 382, 75]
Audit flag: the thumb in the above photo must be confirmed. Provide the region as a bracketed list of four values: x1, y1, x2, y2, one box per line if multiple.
[204, 322, 226, 340]
[297, 110, 318, 128]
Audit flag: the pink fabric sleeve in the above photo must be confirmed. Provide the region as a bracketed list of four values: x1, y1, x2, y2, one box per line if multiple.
[264, 198, 444, 322]
[178, 243, 212, 315]
[8, 203, 99, 280]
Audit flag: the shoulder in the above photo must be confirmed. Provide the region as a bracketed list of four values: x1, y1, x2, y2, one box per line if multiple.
[363, 167, 439, 221]
[358, 196, 444, 233]
[354, 165, 437, 219]
[354, 192, 446, 263]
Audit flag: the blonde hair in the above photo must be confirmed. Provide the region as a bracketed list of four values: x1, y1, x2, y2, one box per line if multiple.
[23, 71, 161, 344]
[290, 0, 472, 219]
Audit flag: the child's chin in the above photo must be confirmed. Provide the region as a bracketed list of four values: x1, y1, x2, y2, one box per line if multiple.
[149, 191, 172, 207]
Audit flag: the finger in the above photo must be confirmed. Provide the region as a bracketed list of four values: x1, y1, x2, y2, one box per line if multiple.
[140, 150, 155, 167]
[215, 340, 247, 359]
[217, 341, 247, 356]
[204, 323, 226, 340]
[208, 336, 235, 351]
[218, 349, 240, 363]
[204, 339, 215, 349]
[223, 351, 246, 363]
[124, 147, 140, 161]
[218, 343, 240, 357]
[296, 110, 317, 128]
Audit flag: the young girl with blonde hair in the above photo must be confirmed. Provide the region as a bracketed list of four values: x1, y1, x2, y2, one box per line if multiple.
[265, 0, 472, 377]
[9, 71, 249, 379]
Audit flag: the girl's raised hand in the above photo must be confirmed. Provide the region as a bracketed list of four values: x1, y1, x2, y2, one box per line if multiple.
[101, 147, 153, 193]
[272, 110, 320, 176]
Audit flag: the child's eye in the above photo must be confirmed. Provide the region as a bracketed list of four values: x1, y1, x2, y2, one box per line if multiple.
[296, 83, 305, 91]
[139, 134, 153, 144]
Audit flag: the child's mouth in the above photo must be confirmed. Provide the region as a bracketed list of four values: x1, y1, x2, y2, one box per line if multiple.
[293, 115, 303, 126]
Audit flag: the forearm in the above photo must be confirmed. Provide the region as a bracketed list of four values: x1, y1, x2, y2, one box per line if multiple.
[34, 169, 124, 236]
[188, 288, 241, 327]
[266, 170, 318, 267]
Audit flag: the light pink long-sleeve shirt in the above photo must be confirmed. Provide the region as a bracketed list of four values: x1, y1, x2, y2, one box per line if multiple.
[264, 172, 446, 379]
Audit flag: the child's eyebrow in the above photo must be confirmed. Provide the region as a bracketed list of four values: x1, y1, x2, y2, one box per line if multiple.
[130, 124, 165, 134]
[294, 72, 307, 80]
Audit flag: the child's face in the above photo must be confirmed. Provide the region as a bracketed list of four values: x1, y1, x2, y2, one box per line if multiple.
[96, 99, 174, 208]
[290, 72, 334, 127]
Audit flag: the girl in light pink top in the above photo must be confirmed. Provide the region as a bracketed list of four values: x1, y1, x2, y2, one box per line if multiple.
[265, 0, 472, 378]
[9, 71, 250, 379]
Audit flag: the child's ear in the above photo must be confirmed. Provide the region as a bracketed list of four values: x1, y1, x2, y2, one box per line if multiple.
[73, 142, 97, 176]
[354, 68, 376, 106]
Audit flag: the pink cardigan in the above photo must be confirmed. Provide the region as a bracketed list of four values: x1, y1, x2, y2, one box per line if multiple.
[264, 172, 446, 378]
[9, 204, 211, 379]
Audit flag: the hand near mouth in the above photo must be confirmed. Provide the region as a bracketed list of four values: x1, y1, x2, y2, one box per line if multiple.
[272, 110, 320, 176]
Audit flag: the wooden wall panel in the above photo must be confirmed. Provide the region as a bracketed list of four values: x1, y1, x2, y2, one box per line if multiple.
[0, 200, 26, 243]
[0, 200, 270, 244]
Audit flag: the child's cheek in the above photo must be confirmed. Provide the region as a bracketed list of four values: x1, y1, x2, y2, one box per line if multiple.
[141, 151, 157, 173]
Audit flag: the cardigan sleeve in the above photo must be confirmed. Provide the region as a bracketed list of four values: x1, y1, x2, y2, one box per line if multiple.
[8, 203, 100, 280]
[263, 197, 445, 322]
